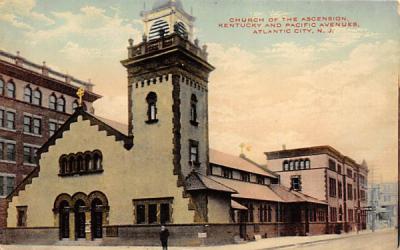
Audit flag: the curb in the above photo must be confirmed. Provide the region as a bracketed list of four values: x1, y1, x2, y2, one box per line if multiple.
[258, 230, 389, 250]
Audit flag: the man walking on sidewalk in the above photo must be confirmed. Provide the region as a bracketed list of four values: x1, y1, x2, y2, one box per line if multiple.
[160, 225, 170, 250]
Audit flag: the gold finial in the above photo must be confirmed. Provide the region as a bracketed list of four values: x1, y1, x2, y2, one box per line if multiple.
[76, 87, 85, 107]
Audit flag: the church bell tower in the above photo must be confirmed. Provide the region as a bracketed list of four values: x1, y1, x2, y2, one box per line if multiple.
[121, 0, 214, 186]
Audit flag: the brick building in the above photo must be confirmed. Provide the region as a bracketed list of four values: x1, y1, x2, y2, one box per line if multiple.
[0, 49, 101, 197]
[265, 146, 369, 233]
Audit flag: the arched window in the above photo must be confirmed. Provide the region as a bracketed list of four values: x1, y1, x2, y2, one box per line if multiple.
[84, 153, 92, 171]
[60, 156, 68, 175]
[76, 154, 84, 172]
[72, 100, 79, 112]
[68, 156, 75, 174]
[146, 92, 158, 123]
[93, 151, 102, 170]
[294, 160, 299, 170]
[305, 159, 311, 169]
[33, 89, 42, 105]
[49, 94, 57, 110]
[289, 161, 294, 171]
[24, 86, 32, 103]
[190, 94, 198, 125]
[299, 160, 305, 169]
[283, 160, 289, 171]
[6, 81, 15, 98]
[0, 78, 4, 95]
[57, 96, 65, 112]
[149, 19, 169, 40]
[174, 21, 187, 37]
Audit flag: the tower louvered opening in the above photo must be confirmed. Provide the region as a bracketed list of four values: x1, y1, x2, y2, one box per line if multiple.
[149, 20, 170, 40]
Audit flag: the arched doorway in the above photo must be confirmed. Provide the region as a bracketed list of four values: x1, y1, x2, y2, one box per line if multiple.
[74, 199, 86, 239]
[59, 200, 70, 239]
[91, 198, 103, 239]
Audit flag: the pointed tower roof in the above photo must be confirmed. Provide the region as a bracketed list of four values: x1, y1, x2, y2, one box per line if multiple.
[152, 0, 184, 11]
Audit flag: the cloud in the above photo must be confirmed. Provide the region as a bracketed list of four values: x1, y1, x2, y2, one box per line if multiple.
[207, 39, 398, 181]
[0, 0, 54, 29]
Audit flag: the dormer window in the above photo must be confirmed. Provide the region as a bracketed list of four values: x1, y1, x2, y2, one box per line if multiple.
[145, 92, 158, 124]
[190, 94, 198, 126]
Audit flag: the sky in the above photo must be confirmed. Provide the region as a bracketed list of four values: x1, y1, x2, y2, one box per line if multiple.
[0, 0, 399, 183]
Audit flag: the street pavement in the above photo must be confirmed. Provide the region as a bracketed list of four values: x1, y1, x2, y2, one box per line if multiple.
[0, 228, 396, 250]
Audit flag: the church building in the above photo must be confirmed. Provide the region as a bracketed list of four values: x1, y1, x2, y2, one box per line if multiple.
[2, 0, 330, 246]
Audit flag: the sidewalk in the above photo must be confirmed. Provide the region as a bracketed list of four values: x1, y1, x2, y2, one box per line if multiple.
[0, 228, 393, 250]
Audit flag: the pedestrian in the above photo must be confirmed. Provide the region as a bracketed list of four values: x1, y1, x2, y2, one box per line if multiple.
[160, 225, 170, 250]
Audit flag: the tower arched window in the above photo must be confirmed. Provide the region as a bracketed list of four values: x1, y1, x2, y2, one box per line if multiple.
[77, 154, 84, 172]
[49, 94, 57, 110]
[283, 160, 289, 171]
[24, 86, 32, 103]
[174, 21, 187, 37]
[146, 92, 158, 123]
[72, 100, 79, 112]
[60, 156, 68, 175]
[33, 89, 42, 106]
[299, 160, 305, 169]
[84, 153, 92, 171]
[7, 81, 15, 98]
[0, 78, 4, 95]
[305, 159, 311, 169]
[289, 161, 294, 171]
[294, 160, 299, 170]
[57, 96, 65, 112]
[190, 94, 198, 126]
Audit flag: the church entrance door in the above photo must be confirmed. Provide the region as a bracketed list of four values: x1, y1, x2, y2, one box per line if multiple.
[91, 198, 103, 239]
[74, 199, 86, 239]
[59, 201, 70, 239]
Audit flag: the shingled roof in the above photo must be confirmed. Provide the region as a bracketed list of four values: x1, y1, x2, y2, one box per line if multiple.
[185, 171, 236, 193]
[210, 149, 277, 178]
[270, 184, 327, 205]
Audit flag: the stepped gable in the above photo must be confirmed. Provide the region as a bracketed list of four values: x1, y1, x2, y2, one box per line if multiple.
[37, 107, 134, 160]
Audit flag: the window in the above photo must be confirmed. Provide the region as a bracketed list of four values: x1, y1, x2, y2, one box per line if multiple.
[0, 78, 3, 95]
[32, 89, 42, 105]
[0, 110, 3, 127]
[222, 168, 232, 179]
[24, 86, 32, 103]
[241, 172, 250, 182]
[337, 164, 342, 174]
[339, 205, 343, 221]
[257, 176, 265, 185]
[248, 204, 254, 222]
[294, 160, 299, 170]
[305, 159, 310, 169]
[148, 204, 157, 224]
[309, 207, 317, 222]
[160, 203, 170, 224]
[146, 92, 158, 123]
[291, 176, 301, 191]
[6, 81, 15, 98]
[23, 116, 41, 135]
[299, 160, 305, 169]
[0, 141, 16, 162]
[6, 143, 16, 161]
[6, 111, 15, 130]
[347, 184, 353, 200]
[49, 122, 58, 136]
[57, 96, 65, 112]
[347, 168, 353, 179]
[348, 209, 353, 222]
[338, 181, 342, 199]
[0, 175, 15, 196]
[189, 140, 199, 165]
[24, 146, 34, 164]
[17, 206, 27, 227]
[283, 160, 289, 171]
[72, 100, 79, 112]
[354, 188, 357, 200]
[289, 161, 294, 170]
[329, 178, 336, 197]
[267, 205, 272, 222]
[360, 190, 366, 201]
[330, 207, 337, 222]
[133, 198, 173, 224]
[49, 94, 57, 110]
[318, 209, 325, 222]
[328, 159, 336, 172]
[190, 94, 198, 126]
[59, 150, 103, 176]
[136, 204, 145, 224]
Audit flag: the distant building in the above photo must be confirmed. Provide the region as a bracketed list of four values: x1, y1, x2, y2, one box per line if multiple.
[266, 146, 369, 233]
[0, 49, 101, 199]
[368, 182, 397, 229]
